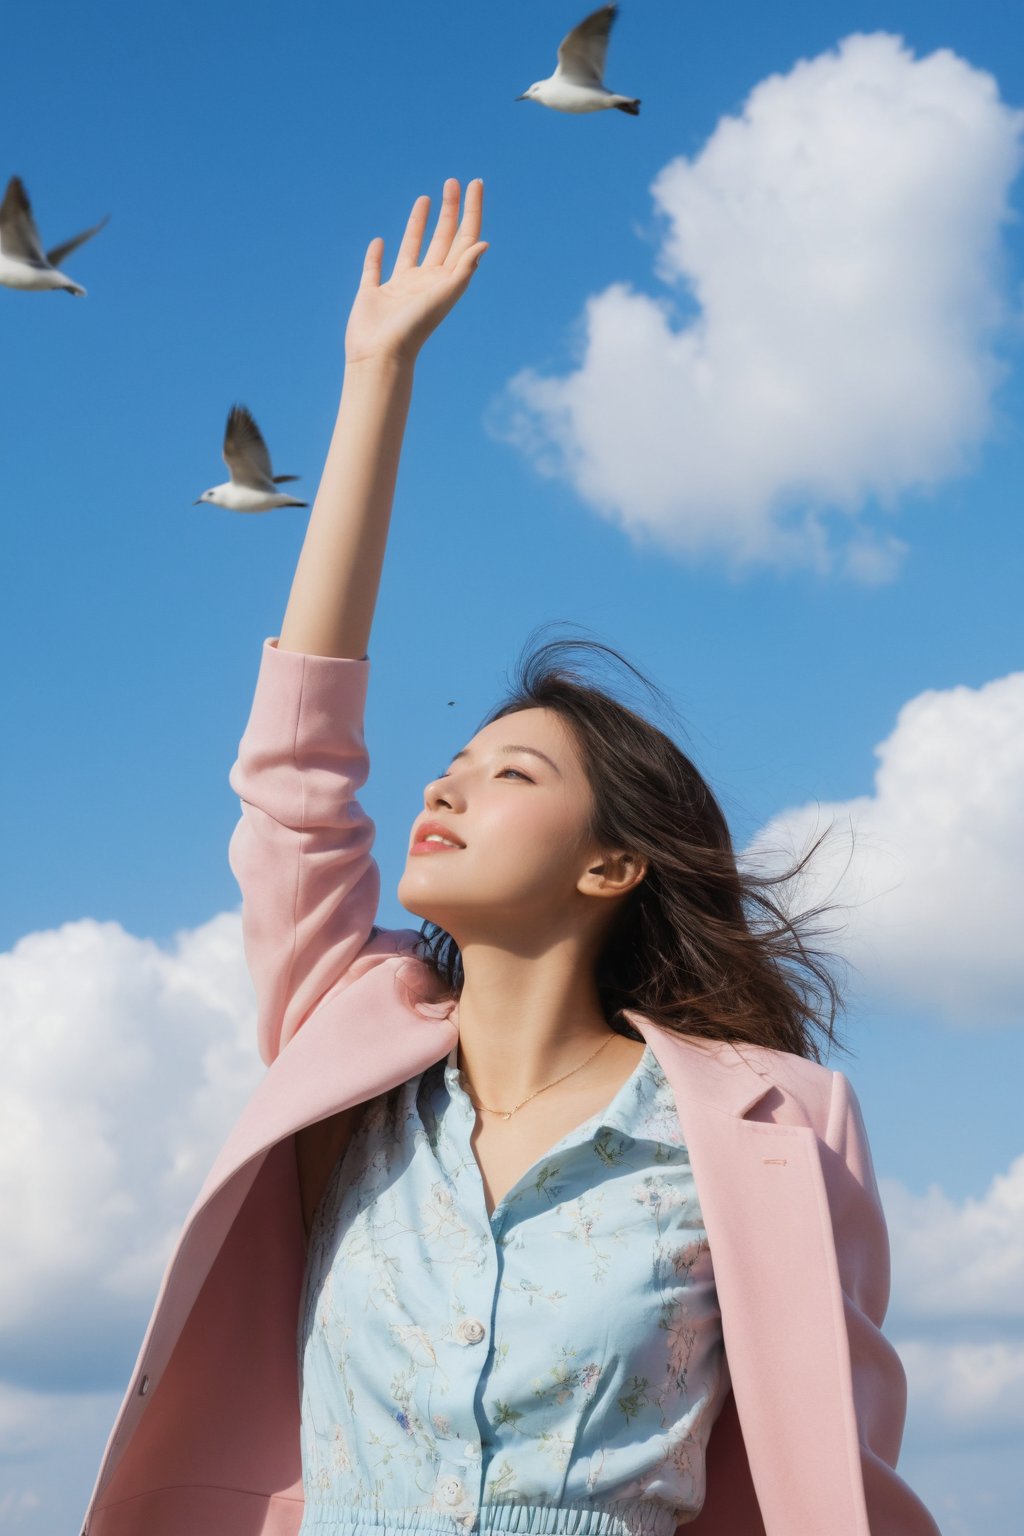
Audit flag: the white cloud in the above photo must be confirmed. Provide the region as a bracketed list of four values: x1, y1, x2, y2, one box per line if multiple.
[746, 671, 1024, 1024]
[893, 1340, 1024, 1442]
[879, 1157, 1024, 1448]
[883, 1158, 1024, 1324]
[491, 32, 1024, 576]
[0, 911, 261, 1390]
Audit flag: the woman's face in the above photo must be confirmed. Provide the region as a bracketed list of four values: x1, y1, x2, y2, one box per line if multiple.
[397, 706, 618, 944]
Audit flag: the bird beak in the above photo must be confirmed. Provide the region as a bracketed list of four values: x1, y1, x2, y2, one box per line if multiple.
[192, 498, 203, 505]
[515, 93, 527, 100]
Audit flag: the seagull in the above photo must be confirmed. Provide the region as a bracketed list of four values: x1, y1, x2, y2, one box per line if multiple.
[194, 404, 308, 512]
[515, 3, 639, 115]
[0, 176, 109, 296]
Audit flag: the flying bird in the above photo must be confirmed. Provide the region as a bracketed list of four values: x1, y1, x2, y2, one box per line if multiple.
[194, 405, 308, 513]
[0, 176, 109, 296]
[515, 4, 639, 115]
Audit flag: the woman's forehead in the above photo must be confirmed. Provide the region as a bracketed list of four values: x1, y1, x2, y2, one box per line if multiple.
[458, 707, 579, 770]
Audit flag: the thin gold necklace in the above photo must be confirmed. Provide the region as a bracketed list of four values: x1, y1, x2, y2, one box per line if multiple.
[461, 1032, 617, 1120]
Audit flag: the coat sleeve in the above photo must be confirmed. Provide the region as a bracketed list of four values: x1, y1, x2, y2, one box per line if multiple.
[823, 1071, 942, 1536]
[227, 637, 381, 1066]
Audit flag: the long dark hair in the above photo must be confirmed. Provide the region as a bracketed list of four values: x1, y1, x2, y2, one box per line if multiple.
[413, 629, 846, 1063]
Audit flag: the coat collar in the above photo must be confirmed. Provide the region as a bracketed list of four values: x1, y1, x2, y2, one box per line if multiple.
[625, 1011, 778, 1120]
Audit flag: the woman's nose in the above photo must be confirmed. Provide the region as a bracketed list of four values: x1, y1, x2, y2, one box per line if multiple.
[425, 779, 458, 809]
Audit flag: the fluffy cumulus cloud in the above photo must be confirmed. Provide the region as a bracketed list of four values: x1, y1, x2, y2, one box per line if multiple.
[492, 33, 1024, 576]
[0, 911, 262, 1394]
[895, 1340, 1024, 1443]
[884, 1158, 1024, 1326]
[883, 1158, 1024, 1448]
[746, 670, 1024, 1024]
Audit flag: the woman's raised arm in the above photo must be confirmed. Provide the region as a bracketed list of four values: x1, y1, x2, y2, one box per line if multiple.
[277, 177, 488, 660]
[228, 178, 488, 1068]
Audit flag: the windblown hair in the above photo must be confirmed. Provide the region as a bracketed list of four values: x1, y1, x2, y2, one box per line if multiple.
[413, 630, 847, 1063]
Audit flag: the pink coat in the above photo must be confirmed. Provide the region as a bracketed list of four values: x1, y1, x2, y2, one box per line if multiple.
[79, 638, 941, 1536]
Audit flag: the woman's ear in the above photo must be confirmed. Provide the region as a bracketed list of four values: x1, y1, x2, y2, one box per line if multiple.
[579, 850, 647, 900]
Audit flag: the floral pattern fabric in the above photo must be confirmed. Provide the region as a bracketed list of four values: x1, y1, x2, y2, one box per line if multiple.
[296, 1041, 729, 1536]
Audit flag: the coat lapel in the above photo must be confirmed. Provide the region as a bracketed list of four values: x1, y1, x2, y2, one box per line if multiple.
[144, 959, 457, 1376]
[91, 957, 460, 1508]
[631, 1016, 870, 1536]
[193, 956, 457, 1213]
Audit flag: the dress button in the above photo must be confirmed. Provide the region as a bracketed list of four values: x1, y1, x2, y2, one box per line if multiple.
[439, 1476, 465, 1506]
[454, 1317, 486, 1345]
[463, 1441, 480, 1459]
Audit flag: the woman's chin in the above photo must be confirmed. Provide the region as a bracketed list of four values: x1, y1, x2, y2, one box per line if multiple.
[396, 882, 443, 926]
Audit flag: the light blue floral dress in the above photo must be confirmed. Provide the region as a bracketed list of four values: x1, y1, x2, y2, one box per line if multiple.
[296, 1040, 729, 1536]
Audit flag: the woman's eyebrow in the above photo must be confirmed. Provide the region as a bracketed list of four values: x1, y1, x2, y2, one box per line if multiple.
[449, 744, 562, 778]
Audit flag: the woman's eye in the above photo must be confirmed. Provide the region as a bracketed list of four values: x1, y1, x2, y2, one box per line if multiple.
[432, 767, 532, 784]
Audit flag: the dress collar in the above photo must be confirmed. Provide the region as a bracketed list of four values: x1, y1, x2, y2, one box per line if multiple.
[440, 1038, 687, 1146]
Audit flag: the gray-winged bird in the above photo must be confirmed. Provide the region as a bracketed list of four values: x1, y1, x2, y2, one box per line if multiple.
[194, 405, 308, 513]
[0, 175, 109, 296]
[515, 4, 640, 115]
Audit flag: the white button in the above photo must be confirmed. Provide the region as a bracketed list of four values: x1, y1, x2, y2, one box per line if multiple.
[463, 1441, 480, 1459]
[454, 1317, 486, 1345]
[439, 1476, 465, 1506]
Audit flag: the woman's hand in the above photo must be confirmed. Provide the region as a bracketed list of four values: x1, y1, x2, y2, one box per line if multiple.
[345, 177, 489, 368]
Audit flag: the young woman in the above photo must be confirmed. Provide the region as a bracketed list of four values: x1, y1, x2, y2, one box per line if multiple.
[80, 178, 941, 1536]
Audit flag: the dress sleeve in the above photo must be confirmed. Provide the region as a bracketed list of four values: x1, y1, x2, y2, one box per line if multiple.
[823, 1071, 942, 1535]
[227, 637, 381, 1066]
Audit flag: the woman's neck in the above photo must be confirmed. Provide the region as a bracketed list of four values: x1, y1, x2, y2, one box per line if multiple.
[451, 939, 619, 1109]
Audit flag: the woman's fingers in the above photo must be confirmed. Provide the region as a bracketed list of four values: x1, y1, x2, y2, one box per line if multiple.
[359, 235, 384, 290]
[454, 240, 489, 285]
[390, 194, 431, 278]
[383, 179, 485, 285]
[422, 179, 462, 267]
[443, 179, 484, 271]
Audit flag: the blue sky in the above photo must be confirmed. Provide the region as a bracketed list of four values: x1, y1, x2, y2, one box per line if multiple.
[2, 2, 1022, 1533]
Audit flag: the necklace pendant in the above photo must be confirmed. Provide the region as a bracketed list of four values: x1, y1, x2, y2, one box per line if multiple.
[502, 1111, 512, 1120]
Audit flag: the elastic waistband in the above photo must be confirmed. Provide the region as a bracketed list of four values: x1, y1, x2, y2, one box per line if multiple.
[298, 1500, 684, 1536]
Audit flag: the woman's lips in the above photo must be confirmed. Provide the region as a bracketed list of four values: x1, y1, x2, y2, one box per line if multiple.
[410, 839, 464, 855]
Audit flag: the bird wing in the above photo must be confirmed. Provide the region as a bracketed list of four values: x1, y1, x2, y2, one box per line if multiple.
[0, 176, 48, 265]
[46, 213, 110, 270]
[554, 3, 617, 87]
[222, 404, 277, 489]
